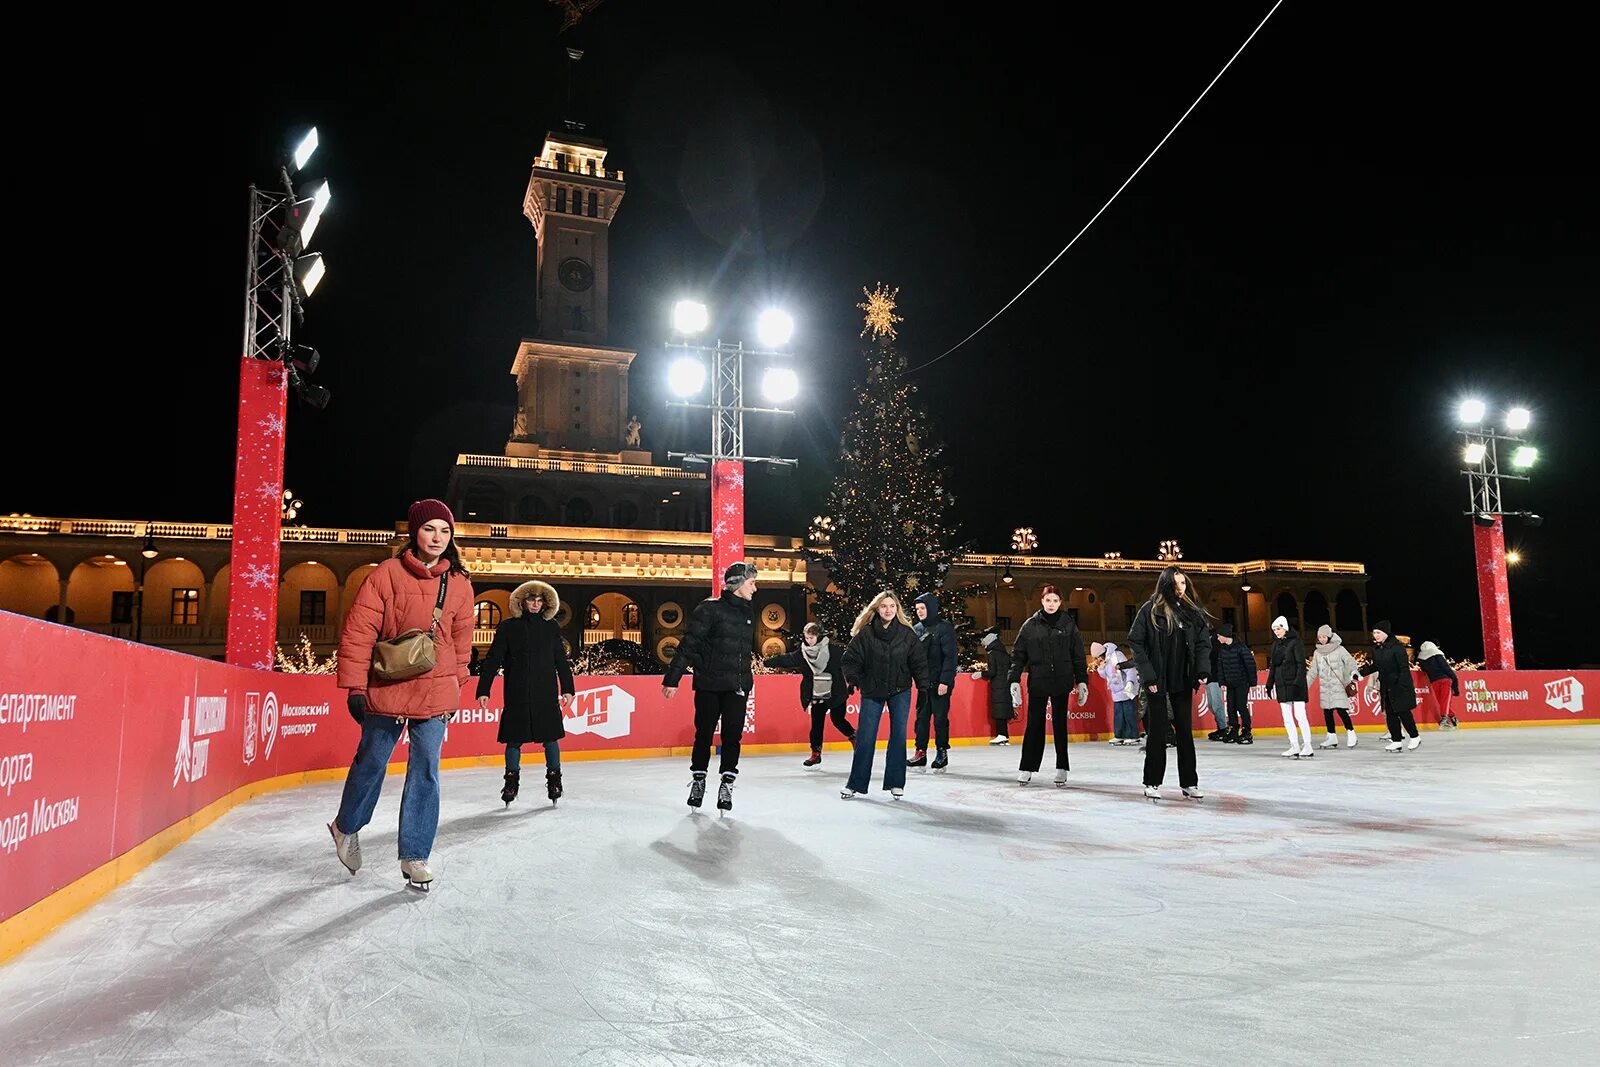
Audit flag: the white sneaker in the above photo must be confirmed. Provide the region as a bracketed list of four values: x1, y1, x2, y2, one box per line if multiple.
[401, 859, 433, 890]
[328, 821, 361, 873]
[1299, 743, 1315, 758]
[1282, 745, 1301, 758]
[1017, 771, 1032, 785]
[840, 788, 858, 800]
[989, 734, 1008, 745]
[1143, 785, 1160, 800]
[1407, 736, 1422, 751]
[890, 787, 904, 799]
[1320, 736, 1339, 749]
[1182, 786, 1204, 800]
[1384, 740, 1404, 752]
[1347, 731, 1358, 748]
[1053, 768, 1069, 786]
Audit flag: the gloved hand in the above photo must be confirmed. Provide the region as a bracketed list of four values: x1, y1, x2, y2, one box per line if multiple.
[1265, 684, 1275, 701]
[1010, 683, 1023, 709]
[347, 692, 367, 724]
[1452, 684, 1460, 696]
[1075, 682, 1088, 706]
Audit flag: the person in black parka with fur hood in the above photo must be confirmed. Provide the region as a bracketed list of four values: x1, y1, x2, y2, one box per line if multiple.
[477, 580, 575, 805]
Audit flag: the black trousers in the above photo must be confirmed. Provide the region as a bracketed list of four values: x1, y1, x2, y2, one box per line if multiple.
[808, 699, 856, 749]
[914, 686, 952, 750]
[1144, 692, 1198, 788]
[1227, 683, 1252, 733]
[691, 689, 746, 775]
[1383, 698, 1419, 741]
[1323, 706, 1354, 732]
[1020, 686, 1071, 772]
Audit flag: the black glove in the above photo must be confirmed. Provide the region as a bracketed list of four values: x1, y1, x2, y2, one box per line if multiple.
[347, 692, 368, 724]
[1452, 685, 1460, 696]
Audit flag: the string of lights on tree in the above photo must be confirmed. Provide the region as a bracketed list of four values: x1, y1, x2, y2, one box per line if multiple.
[804, 284, 962, 640]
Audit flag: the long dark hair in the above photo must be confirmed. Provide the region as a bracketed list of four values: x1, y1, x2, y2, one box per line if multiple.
[1151, 565, 1206, 631]
[406, 528, 470, 576]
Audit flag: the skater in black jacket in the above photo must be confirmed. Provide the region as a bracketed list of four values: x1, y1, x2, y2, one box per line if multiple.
[1361, 621, 1421, 751]
[1128, 566, 1211, 801]
[664, 561, 761, 811]
[1213, 624, 1257, 744]
[840, 591, 931, 800]
[476, 580, 575, 806]
[764, 622, 857, 767]
[980, 629, 1015, 744]
[909, 592, 959, 771]
[1007, 585, 1090, 787]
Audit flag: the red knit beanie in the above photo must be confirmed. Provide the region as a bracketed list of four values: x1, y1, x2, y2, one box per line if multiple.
[408, 498, 455, 532]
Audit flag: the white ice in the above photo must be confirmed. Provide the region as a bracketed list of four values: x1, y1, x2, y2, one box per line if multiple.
[2, 730, 1598, 1066]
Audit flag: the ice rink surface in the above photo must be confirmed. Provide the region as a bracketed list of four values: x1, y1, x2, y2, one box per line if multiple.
[3, 729, 1597, 1066]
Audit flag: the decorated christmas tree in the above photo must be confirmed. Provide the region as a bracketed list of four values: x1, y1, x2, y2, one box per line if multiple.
[806, 285, 964, 641]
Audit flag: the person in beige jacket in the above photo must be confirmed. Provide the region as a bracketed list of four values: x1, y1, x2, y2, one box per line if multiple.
[1308, 624, 1361, 748]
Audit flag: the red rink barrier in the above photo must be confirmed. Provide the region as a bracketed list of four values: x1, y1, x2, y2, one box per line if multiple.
[1, 609, 1594, 929]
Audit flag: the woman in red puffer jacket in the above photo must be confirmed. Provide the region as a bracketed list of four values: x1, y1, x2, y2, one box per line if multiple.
[328, 499, 475, 891]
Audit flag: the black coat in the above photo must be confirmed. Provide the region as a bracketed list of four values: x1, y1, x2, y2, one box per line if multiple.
[477, 613, 575, 745]
[764, 639, 852, 710]
[1006, 610, 1089, 692]
[664, 591, 757, 693]
[1216, 640, 1257, 688]
[912, 593, 959, 688]
[981, 641, 1015, 718]
[1361, 639, 1418, 712]
[1267, 634, 1310, 702]
[1418, 654, 1460, 694]
[1127, 597, 1211, 697]
[842, 619, 931, 700]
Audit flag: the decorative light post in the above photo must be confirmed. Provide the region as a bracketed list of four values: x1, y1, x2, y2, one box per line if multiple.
[1011, 527, 1037, 553]
[1157, 539, 1183, 562]
[1458, 399, 1540, 668]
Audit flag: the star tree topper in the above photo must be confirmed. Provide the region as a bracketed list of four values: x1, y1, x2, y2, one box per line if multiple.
[858, 282, 904, 342]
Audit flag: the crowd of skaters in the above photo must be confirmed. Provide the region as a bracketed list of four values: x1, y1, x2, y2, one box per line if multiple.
[321, 499, 1465, 891]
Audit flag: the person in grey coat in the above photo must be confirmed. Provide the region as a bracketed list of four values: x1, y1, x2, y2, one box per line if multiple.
[1308, 624, 1361, 748]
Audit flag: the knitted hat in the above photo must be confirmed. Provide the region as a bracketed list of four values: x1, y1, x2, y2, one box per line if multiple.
[980, 629, 999, 647]
[1271, 615, 1289, 631]
[1372, 619, 1392, 635]
[723, 561, 758, 589]
[1316, 624, 1333, 640]
[1090, 641, 1106, 658]
[1217, 623, 1235, 638]
[408, 498, 455, 532]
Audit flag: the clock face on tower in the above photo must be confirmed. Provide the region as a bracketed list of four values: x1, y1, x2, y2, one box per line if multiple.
[558, 257, 594, 292]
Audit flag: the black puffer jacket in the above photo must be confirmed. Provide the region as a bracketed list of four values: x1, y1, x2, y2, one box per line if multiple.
[764, 638, 853, 711]
[1127, 596, 1211, 697]
[913, 593, 959, 688]
[843, 618, 931, 700]
[1361, 638, 1417, 712]
[1267, 633, 1309, 702]
[1007, 609, 1089, 692]
[1215, 640, 1257, 688]
[982, 639, 1014, 717]
[664, 590, 756, 693]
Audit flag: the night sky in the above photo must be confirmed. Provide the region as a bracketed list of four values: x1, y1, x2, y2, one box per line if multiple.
[11, 3, 1596, 666]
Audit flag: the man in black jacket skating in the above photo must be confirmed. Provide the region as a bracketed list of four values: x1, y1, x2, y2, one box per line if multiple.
[909, 592, 959, 771]
[664, 562, 760, 811]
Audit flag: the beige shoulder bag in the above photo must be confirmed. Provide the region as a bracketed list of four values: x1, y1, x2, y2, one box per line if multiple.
[371, 571, 449, 682]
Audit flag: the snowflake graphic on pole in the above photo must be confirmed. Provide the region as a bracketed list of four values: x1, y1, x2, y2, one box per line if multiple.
[257, 414, 285, 435]
[723, 466, 744, 489]
[722, 500, 740, 516]
[242, 562, 277, 589]
[248, 607, 268, 621]
[258, 481, 283, 503]
[713, 520, 728, 538]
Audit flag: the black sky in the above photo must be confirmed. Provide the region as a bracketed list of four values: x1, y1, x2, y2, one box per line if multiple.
[10, 2, 1597, 666]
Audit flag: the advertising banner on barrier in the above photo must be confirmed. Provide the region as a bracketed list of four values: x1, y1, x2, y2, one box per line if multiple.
[2, 609, 1594, 926]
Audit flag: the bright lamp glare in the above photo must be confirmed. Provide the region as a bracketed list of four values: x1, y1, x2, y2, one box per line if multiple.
[756, 308, 794, 347]
[299, 181, 331, 249]
[672, 300, 709, 335]
[1506, 406, 1531, 431]
[297, 254, 326, 297]
[1462, 442, 1487, 465]
[293, 127, 319, 171]
[668, 357, 706, 396]
[762, 368, 799, 403]
[1458, 398, 1486, 424]
[1511, 445, 1538, 469]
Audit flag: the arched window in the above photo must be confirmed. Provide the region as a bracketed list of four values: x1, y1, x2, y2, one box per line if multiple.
[476, 601, 501, 629]
[1274, 592, 1300, 630]
[565, 497, 593, 524]
[518, 496, 546, 524]
[1336, 590, 1364, 631]
[1303, 590, 1330, 632]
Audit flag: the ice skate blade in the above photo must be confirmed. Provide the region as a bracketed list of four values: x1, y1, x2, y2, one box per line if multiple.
[406, 880, 431, 892]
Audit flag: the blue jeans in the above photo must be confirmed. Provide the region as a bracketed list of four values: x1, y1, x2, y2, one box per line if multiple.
[335, 714, 447, 861]
[1114, 699, 1138, 740]
[847, 689, 912, 793]
[505, 742, 560, 771]
[1206, 681, 1227, 729]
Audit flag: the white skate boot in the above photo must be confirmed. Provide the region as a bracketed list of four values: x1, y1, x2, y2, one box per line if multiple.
[328, 822, 360, 874]
[1053, 768, 1069, 787]
[1017, 770, 1032, 785]
[1347, 730, 1358, 748]
[1144, 785, 1161, 801]
[1320, 735, 1339, 749]
[1299, 742, 1316, 758]
[1384, 740, 1404, 752]
[1282, 744, 1301, 758]
[1181, 786, 1205, 800]
[401, 859, 433, 892]
[1406, 736, 1422, 751]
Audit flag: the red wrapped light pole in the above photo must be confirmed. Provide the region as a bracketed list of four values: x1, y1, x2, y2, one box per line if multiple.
[1458, 400, 1538, 670]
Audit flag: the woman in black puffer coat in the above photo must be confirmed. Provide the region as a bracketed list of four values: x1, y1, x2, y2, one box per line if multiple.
[1267, 616, 1313, 759]
[1127, 565, 1212, 801]
[839, 590, 930, 801]
[477, 580, 575, 805]
[1360, 620, 1421, 751]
